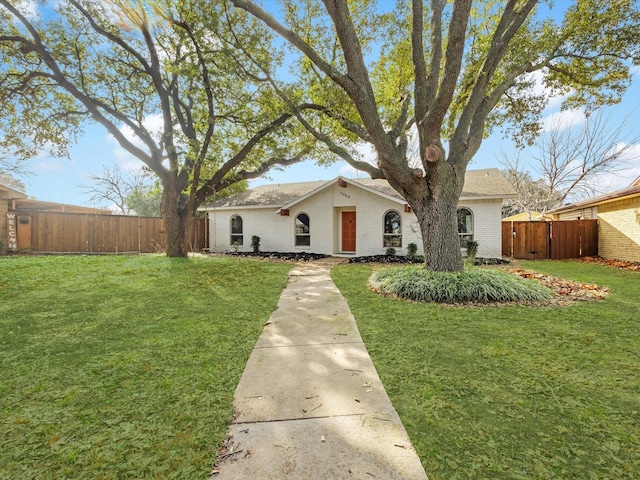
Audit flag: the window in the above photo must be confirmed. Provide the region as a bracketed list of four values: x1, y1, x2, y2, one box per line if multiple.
[295, 213, 310, 246]
[383, 210, 402, 247]
[230, 215, 243, 246]
[457, 208, 473, 248]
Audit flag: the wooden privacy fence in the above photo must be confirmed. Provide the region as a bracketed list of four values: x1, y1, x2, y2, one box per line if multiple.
[502, 220, 598, 260]
[9, 211, 207, 254]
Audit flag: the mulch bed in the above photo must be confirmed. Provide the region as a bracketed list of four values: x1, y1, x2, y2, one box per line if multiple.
[508, 268, 609, 304]
[347, 255, 510, 265]
[226, 251, 328, 262]
[579, 256, 640, 271]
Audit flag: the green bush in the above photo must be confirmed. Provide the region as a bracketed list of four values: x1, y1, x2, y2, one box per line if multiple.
[251, 235, 261, 253]
[466, 239, 479, 259]
[406, 242, 418, 259]
[369, 265, 553, 304]
[385, 247, 396, 256]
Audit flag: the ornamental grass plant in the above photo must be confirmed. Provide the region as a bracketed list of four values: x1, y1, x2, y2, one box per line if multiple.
[369, 264, 553, 304]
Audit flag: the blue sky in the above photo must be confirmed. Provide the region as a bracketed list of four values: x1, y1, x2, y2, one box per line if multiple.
[9, 3, 640, 208]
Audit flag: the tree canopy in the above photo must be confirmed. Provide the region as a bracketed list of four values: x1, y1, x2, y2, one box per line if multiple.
[0, 0, 318, 256]
[232, 0, 640, 270]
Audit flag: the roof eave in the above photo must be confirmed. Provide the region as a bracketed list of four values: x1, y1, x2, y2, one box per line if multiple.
[198, 204, 278, 212]
[549, 188, 640, 214]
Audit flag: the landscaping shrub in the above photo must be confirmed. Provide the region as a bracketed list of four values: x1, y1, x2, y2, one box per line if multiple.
[251, 235, 261, 253]
[369, 265, 553, 304]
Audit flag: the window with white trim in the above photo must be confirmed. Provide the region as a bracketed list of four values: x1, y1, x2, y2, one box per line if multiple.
[457, 207, 473, 248]
[230, 215, 243, 246]
[383, 210, 402, 247]
[295, 213, 310, 246]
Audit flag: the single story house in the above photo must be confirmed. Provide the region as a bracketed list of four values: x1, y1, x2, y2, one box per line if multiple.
[548, 179, 640, 263]
[199, 168, 516, 259]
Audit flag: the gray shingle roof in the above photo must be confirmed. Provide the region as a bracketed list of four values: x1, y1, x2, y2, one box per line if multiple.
[203, 168, 514, 209]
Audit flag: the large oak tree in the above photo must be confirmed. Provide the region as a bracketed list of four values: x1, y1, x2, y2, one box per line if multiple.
[0, 0, 316, 256]
[232, 0, 640, 271]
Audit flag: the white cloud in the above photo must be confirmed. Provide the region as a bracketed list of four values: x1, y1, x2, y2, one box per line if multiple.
[338, 162, 359, 178]
[588, 142, 640, 192]
[32, 158, 75, 174]
[542, 109, 586, 133]
[106, 114, 164, 173]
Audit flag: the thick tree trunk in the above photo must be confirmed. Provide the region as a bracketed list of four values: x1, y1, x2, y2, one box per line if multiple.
[387, 161, 465, 272]
[161, 187, 191, 258]
[413, 192, 464, 272]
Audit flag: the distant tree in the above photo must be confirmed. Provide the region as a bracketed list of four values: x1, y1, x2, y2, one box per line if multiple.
[82, 166, 143, 214]
[501, 168, 561, 218]
[126, 182, 162, 217]
[501, 109, 640, 211]
[0, 172, 26, 192]
[532, 109, 640, 203]
[233, 0, 640, 271]
[0, 0, 316, 257]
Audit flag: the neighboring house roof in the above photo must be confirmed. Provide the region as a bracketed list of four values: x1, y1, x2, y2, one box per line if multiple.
[0, 183, 28, 200]
[9, 198, 112, 214]
[201, 168, 515, 210]
[631, 175, 640, 187]
[2, 184, 110, 213]
[548, 184, 640, 215]
[502, 211, 552, 222]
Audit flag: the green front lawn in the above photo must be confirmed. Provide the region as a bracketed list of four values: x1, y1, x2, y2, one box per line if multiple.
[333, 260, 640, 479]
[0, 255, 291, 479]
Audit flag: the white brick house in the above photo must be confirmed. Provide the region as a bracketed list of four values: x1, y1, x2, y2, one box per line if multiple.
[199, 168, 515, 258]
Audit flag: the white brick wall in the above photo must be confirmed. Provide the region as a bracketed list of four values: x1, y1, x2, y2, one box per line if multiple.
[207, 182, 504, 258]
[459, 199, 504, 258]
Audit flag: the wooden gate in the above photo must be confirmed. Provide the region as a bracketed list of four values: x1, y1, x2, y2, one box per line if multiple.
[502, 220, 598, 260]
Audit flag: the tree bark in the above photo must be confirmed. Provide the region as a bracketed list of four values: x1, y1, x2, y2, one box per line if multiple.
[413, 192, 464, 272]
[386, 160, 466, 272]
[161, 186, 191, 258]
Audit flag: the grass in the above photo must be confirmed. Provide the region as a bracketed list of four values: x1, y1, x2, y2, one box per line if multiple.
[0, 255, 291, 479]
[332, 260, 640, 479]
[370, 264, 552, 303]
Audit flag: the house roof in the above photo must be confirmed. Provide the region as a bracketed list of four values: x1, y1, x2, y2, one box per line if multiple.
[9, 198, 112, 214]
[0, 183, 28, 200]
[502, 211, 552, 222]
[548, 184, 640, 215]
[201, 168, 515, 210]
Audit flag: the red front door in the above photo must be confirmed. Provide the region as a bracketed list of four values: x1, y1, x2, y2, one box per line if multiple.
[342, 211, 356, 252]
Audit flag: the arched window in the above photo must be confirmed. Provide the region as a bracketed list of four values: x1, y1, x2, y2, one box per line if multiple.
[383, 210, 402, 247]
[295, 213, 310, 246]
[230, 215, 243, 246]
[457, 207, 473, 248]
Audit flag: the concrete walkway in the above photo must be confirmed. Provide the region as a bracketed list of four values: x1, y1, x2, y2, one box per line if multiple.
[213, 261, 428, 479]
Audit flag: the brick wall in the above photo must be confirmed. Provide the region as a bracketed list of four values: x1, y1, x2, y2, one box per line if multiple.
[597, 197, 640, 263]
[460, 198, 504, 258]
